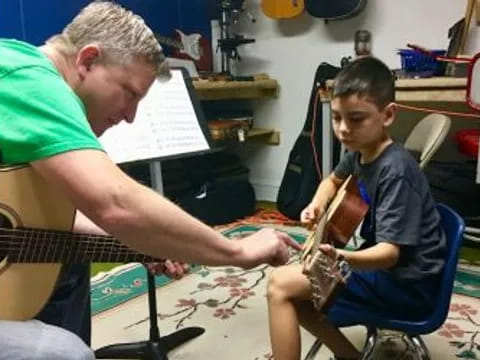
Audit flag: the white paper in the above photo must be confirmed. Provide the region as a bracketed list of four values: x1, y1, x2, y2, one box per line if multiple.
[100, 69, 209, 164]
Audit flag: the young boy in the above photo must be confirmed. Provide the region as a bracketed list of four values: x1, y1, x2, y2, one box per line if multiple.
[266, 57, 446, 360]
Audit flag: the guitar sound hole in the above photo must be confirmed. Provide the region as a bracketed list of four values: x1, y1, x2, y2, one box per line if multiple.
[0, 213, 12, 229]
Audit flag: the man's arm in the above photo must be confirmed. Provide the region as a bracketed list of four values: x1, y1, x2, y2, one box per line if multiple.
[32, 149, 297, 268]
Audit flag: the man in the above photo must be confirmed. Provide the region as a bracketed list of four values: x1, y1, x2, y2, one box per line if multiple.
[0, 2, 299, 359]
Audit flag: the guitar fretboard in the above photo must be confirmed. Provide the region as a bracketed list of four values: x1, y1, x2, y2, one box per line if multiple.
[0, 227, 157, 264]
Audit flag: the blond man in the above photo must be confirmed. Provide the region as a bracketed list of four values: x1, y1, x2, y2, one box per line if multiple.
[0, 2, 299, 359]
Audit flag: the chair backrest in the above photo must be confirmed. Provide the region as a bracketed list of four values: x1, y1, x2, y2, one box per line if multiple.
[426, 203, 465, 332]
[404, 113, 451, 169]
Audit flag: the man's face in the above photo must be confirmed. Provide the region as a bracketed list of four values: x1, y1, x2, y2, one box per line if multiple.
[74, 47, 156, 137]
[331, 94, 394, 153]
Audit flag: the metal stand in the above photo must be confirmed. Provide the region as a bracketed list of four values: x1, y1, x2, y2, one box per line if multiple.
[217, 0, 255, 75]
[95, 161, 205, 359]
[95, 266, 205, 359]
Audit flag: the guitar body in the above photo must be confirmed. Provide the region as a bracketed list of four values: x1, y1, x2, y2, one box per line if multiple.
[0, 166, 75, 320]
[305, 0, 367, 20]
[172, 30, 213, 72]
[324, 176, 369, 247]
[261, 0, 305, 19]
[302, 175, 368, 260]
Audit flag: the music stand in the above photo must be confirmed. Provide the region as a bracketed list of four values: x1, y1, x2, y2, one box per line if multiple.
[95, 264, 205, 359]
[96, 68, 212, 359]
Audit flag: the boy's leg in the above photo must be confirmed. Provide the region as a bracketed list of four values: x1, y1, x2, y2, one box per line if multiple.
[295, 301, 360, 359]
[267, 264, 314, 360]
[0, 319, 95, 360]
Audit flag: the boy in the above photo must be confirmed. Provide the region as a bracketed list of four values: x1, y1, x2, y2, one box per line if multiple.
[266, 56, 446, 360]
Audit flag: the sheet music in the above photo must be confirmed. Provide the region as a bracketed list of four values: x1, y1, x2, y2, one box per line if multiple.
[100, 69, 210, 164]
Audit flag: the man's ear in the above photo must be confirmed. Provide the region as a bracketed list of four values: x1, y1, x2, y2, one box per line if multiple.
[76, 45, 101, 79]
[383, 102, 396, 127]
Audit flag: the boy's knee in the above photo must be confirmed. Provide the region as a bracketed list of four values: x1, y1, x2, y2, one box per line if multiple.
[266, 267, 289, 301]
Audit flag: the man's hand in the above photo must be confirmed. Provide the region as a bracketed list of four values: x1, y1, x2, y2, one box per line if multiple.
[236, 228, 302, 268]
[146, 260, 190, 279]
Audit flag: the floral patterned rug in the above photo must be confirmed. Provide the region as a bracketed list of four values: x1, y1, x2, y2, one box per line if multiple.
[92, 224, 480, 359]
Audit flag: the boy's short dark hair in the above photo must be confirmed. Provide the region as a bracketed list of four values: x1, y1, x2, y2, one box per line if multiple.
[332, 56, 395, 109]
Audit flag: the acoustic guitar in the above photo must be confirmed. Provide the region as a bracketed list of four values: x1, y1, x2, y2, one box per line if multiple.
[0, 165, 157, 321]
[301, 175, 368, 311]
[305, 0, 367, 21]
[301, 175, 369, 260]
[261, 0, 305, 19]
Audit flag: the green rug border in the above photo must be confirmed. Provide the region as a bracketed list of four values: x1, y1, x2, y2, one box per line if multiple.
[90, 224, 480, 315]
[91, 224, 307, 315]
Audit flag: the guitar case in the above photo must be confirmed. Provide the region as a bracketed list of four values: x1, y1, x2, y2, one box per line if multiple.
[276, 62, 340, 220]
[305, 0, 367, 20]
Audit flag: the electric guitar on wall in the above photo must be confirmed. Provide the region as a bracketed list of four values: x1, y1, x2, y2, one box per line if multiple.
[305, 0, 367, 20]
[156, 29, 213, 72]
[261, 0, 305, 19]
[0, 165, 158, 321]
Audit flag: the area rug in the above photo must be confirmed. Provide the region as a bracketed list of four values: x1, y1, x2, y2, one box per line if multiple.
[92, 225, 480, 359]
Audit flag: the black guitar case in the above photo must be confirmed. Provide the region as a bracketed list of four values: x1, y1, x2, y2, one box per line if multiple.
[305, 0, 367, 20]
[277, 63, 341, 220]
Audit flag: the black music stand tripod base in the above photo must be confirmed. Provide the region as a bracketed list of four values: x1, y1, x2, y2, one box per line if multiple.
[95, 266, 205, 360]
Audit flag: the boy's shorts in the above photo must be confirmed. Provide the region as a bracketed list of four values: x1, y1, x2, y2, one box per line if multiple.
[326, 269, 438, 327]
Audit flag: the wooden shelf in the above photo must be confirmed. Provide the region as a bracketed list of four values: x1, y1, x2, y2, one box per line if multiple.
[193, 78, 279, 100]
[209, 127, 280, 146]
[246, 128, 280, 145]
[321, 77, 467, 103]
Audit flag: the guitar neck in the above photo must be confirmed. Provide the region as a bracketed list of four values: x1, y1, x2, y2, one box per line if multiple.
[155, 35, 183, 50]
[0, 227, 156, 264]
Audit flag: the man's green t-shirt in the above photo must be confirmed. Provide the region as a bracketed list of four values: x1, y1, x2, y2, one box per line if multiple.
[0, 39, 103, 165]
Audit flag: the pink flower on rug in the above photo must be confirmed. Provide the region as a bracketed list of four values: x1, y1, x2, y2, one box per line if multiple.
[214, 275, 247, 288]
[132, 279, 143, 287]
[213, 308, 235, 319]
[176, 299, 197, 307]
[230, 287, 255, 299]
[438, 322, 465, 338]
[450, 303, 478, 316]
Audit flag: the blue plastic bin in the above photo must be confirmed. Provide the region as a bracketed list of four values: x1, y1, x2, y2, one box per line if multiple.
[398, 49, 446, 76]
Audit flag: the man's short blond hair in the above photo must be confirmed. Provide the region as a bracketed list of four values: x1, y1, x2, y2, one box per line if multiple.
[47, 1, 169, 78]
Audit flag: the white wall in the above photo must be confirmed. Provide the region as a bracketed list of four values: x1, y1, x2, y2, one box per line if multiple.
[215, 0, 474, 201]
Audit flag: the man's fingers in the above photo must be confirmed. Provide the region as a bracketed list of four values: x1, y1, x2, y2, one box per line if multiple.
[275, 230, 302, 251]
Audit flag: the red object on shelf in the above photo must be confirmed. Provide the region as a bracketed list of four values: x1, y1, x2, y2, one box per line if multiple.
[455, 129, 480, 158]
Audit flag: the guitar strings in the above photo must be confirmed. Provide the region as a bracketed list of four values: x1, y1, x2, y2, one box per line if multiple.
[0, 229, 158, 262]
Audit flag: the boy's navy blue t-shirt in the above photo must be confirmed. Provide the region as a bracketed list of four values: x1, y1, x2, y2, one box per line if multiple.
[334, 142, 446, 283]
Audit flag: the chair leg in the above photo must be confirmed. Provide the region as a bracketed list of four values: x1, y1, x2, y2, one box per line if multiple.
[303, 339, 322, 360]
[409, 335, 431, 360]
[359, 328, 377, 360]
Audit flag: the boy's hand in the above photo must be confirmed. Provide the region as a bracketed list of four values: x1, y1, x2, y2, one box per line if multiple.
[300, 202, 325, 229]
[146, 260, 190, 279]
[318, 243, 338, 259]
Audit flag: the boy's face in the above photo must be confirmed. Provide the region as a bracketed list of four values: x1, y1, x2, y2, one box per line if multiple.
[331, 94, 394, 153]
